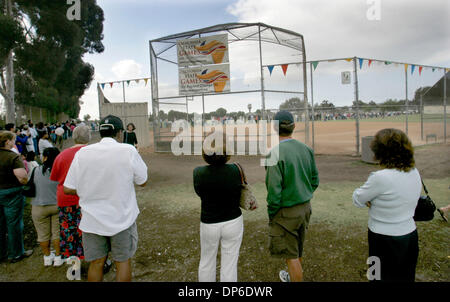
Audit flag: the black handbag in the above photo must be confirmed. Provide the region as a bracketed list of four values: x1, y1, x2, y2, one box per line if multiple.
[22, 167, 37, 198]
[413, 180, 436, 221]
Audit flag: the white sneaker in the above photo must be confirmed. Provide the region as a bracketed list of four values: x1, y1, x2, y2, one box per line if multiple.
[43, 254, 54, 266]
[279, 270, 291, 282]
[53, 255, 64, 267]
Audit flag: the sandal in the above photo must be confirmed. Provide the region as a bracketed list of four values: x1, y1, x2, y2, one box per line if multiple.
[438, 209, 448, 222]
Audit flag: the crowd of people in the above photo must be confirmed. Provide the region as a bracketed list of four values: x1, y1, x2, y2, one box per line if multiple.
[0, 111, 447, 283]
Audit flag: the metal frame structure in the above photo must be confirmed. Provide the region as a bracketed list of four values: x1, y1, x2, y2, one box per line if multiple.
[149, 23, 308, 152]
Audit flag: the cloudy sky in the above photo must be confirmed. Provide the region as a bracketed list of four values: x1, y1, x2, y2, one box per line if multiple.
[75, 0, 448, 118]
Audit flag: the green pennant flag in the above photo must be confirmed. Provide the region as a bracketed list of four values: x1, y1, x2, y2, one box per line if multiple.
[127, 80, 131, 86]
[384, 61, 392, 65]
[312, 61, 319, 70]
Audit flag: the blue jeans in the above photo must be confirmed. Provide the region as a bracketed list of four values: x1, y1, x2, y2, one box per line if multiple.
[0, 187, 25, 260]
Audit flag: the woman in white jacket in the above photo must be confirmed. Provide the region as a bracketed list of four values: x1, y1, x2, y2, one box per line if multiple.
[353, 128, 421, 282]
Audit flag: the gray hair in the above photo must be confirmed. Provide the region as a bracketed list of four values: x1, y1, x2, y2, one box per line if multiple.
[73, 125, 91, 144]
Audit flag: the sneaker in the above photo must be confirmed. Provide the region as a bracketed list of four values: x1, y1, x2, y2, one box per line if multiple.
[44, 254, 54, 266]
[279, 270, 291, 282]
[53, 255, 64, 267]
[10, 250, 34, 264]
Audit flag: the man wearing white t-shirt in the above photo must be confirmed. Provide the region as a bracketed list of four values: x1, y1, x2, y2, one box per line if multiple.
[63, 115, 148, 282]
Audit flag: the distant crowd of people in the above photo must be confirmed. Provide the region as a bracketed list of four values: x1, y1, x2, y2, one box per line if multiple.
[0, 111, 447, 283]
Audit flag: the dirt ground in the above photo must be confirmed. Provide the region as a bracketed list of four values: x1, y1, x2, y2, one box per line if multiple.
[0, 136, 448, 282]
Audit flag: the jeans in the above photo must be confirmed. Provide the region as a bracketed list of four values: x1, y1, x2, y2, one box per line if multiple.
[198, 215, 243, 282]
[0, 187, 25, 259]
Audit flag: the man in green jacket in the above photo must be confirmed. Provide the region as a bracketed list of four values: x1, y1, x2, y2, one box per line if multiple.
[265, 111, 319, 282]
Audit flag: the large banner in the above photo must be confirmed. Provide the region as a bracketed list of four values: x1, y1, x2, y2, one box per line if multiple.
[179, 64, 230, 95]
[177, 34, 229, 67]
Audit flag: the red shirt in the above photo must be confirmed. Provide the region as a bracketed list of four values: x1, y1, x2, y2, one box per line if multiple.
[50, 145, 85, 207]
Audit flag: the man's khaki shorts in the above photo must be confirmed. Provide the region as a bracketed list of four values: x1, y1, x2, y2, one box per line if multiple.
[82, 222, 138, 262]
[269, 202, 311, 259]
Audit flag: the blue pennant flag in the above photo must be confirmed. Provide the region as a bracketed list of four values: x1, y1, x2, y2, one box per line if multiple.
[359, 58, 363, 69]
[411, 65, 416, 75]
[268, 65, 274, 75]
[101, 83, 105, 89]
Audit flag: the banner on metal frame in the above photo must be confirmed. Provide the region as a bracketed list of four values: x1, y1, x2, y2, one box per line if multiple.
[177, 34, 229, 67]
[179, 64, 230, 95]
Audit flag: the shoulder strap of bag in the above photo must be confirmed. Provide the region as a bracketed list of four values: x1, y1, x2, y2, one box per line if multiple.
[234, 162, 246, 185]
[29, 166, 37, 183]
[421, 179, 428, 195]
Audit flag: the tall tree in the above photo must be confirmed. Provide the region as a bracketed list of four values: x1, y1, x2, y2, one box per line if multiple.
[0, 0, 104, 122]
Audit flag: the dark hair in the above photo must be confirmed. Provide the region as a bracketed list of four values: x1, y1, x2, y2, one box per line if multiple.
[42, 147, 60, 175]
[127, 123, 136, 131]
[202, 133, 230, 165]
[99, 126, 121, 138]
[0, 131, 15, 147]
[5, 123, 14, 131]
[26, 151, 36, 162]
[370, 128, 415, 172]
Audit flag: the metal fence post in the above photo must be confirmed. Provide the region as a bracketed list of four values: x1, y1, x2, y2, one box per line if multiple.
[444, 69, 447, 143]
[353, 57, 360, 156]
[310, 62, 315, 152]
[405, 67, 408, 135]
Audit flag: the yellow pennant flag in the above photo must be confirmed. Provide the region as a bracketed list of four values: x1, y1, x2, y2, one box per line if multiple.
[345, 58, 353, 62]
[404, 64, 408, 72]
[144, 78, 149, 86]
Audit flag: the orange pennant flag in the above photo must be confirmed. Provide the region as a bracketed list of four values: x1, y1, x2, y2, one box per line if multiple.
[404, 64, 408, 72]
[281, 64, 288, 76]
[345, 58, 353, 62]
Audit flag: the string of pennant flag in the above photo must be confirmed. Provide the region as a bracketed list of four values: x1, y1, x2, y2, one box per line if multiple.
[99, 77, 150, 89]
[266, 57, 449, 76]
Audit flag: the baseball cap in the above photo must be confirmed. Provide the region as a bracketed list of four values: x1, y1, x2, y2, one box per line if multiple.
[273, 110, 294, 125]
[99, 115, 124, 131]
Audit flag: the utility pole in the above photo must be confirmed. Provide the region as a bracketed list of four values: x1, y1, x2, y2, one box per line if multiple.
[4, 0, 15, 123]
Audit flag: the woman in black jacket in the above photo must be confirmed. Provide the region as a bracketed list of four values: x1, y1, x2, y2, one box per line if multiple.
[193, 143, 243, 282]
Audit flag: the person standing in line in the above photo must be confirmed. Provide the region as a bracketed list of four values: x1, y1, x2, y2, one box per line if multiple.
[26, 151, 39, 177]
[264, 111, 319, 282]
[63, 115, 147, 282]
[22, 125, 35, 153]
[193, 142, 244, 282]
[123, 123, 138, 149]
[0, 131, 34, 263]
[28, 122, 38, 156]
[30, 147, 64, 266]
[38, 129, 53, 162]
[353, 128, 422, 282]
[50, 126, 91, 262]
[54, 126, 64, 150]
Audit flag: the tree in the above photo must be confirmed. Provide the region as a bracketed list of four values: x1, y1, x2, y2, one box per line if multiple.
[0, 0, 105, 122]
[279, 97, 310, 110]
[215, 107, 227, 117]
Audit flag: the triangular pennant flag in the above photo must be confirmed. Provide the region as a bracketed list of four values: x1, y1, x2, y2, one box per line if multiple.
[385, 61, 392, 65]
[135, 79, 140, 84]
[267, 65, 274, 75]
[281, 64, 288, 76]
[312, 61, 319, 70]
[404, 64, 408, 72]
[411, 64, 416, 75]
[144, 78, 149, 86]
[419, 66, 423, 76]
[345, 58, 353, 62]
[446, 68, 449, 73]
[127, 80, 131, 86]
[109, 82, 114, 88]
[368, 60, 373, 67]
[432, 68, 435, 72]
[101, 83, 105, 90]
[359, 58, 363, 69]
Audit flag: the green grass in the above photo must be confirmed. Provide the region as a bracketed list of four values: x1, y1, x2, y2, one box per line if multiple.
[135, 177, 449, 281]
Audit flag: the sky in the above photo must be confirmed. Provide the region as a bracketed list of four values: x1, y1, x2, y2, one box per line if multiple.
[29, 0, 450, 119]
